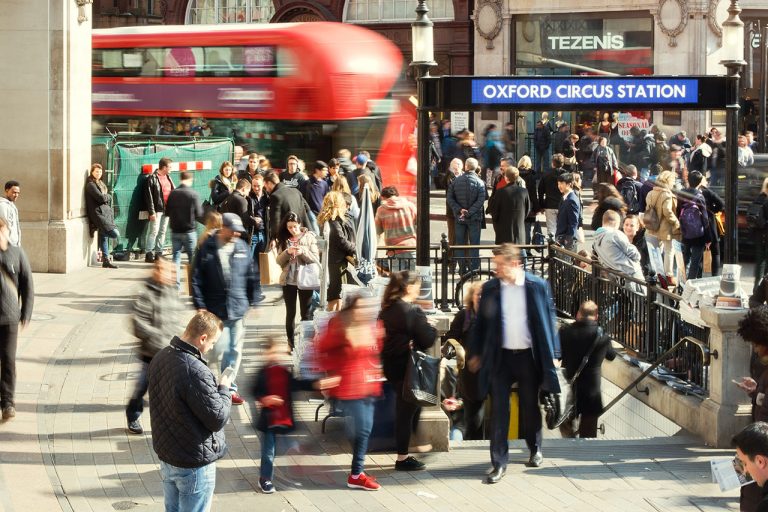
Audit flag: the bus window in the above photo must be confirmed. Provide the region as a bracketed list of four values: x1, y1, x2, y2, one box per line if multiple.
[243, 46, 276, 76]
[141, 49, 163, 76]
[205, 48, 234, 76]
[163, 47, 200, 77]
[276, 47, 297, 77]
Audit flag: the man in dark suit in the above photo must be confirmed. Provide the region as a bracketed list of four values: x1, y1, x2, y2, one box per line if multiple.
[468, 244, 560, 484]
[554, 172, 581, 250]
[487, 165, 531, 245]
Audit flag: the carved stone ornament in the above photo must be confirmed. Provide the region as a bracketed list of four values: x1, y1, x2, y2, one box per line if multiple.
[75, 0, 93, 23]
[708, 0, 723, 46]
[654, 0, 689, 47]
[475, 0, 502, 50]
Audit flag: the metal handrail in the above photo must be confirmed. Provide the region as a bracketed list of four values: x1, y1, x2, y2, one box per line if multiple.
[600, 336, 711, 416]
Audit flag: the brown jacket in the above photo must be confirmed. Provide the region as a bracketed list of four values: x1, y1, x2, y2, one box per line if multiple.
[276, 229, 320, 286]
[645, 187, 680, 241]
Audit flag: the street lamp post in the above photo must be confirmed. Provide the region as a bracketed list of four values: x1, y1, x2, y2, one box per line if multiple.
[720, 0, 747, 264]
[412, 0, 436, 267]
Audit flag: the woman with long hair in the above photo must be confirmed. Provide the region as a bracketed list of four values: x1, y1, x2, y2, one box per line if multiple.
[85, 163, 120, 268]
[317, 295, 384, 490]
[276, 212, 320, 350]
[645, 170, 681, 281]
[210, 161, 235, 208]
[591, 183, 627, 231]
[379, 271, 437, 471]
[332, 177, 360, 222]
[622, 213, 652, 277]
[357, 174, 381, 216]
[318, 192, 356, 311]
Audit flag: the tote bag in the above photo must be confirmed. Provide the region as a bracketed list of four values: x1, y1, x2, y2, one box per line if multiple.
[402, 349, 441, 407]
[297, 262, 321, 290]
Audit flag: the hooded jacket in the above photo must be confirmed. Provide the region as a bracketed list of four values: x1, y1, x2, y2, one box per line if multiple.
[592, 227, 644, 280]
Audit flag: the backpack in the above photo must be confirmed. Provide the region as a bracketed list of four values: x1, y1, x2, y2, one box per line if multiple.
[643, 194, 661, 232]
[619, 180, 640, 214]
[679, 195, 705, 240]
[596, 150, 611, 175]
[747, 197, 768, 231]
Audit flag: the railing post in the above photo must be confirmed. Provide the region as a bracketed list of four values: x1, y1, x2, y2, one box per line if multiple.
[645, 277, 657, 359]
[440, 233, 450, 312]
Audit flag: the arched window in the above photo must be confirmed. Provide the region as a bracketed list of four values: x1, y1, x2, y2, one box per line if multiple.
[345, 0, 453, 23]
[186, 0, 275, 24]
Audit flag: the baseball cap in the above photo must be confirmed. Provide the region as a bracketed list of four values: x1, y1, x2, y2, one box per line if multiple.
[355, 154, 369, 165]
[222, 213, 246, 234]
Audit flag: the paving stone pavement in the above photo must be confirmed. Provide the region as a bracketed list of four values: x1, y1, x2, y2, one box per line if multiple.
[0, 261, 744, 511]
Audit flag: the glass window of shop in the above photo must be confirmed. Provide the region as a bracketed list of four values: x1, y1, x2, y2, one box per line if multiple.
[512, 14, 654, 173]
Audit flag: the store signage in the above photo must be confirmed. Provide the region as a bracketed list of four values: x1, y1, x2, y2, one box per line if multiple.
[617, 113, 650, 141]
[471, 78, 698, 105]
[547, 34, 624, 51]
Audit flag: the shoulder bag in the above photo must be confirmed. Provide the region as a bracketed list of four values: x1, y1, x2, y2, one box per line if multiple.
[402, 307, 441, 407]
[297, 261, 321, 290]
[549, 327, 604, 434]
[643, 194, 661, 232]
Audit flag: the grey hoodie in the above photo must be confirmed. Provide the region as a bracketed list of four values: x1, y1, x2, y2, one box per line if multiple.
[0, 197, 20, 246]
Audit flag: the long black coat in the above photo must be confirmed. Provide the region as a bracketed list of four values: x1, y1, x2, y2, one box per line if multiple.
[559, 320, 616, 415]
[267, 183, 311, 241]
[85, 180, 116, 234]
[379, 298, 437, 383]
[487, 183, 530, 244]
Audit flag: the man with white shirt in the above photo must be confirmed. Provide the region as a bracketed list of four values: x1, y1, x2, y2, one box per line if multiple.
[468, 243, 561, 483]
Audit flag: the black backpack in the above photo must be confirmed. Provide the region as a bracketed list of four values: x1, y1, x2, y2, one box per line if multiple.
[596, 150, 611, 175]
[618, 180, 640, 214]
[747, 197, 768, 231]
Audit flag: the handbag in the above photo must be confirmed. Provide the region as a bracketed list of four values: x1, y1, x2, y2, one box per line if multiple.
[714, 211, 725, 237]
[703, 248, 713, 274]
[297, 262, 321, 290]
[403, 348, 441, 407]
[549, 328, 604, 432]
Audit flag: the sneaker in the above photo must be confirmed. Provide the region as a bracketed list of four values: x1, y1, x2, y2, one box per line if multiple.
[2, 406, 16, 420]
[144, 252, 155, 263]
[347, 472, 380, 491]
[251, 292, 266, 305]
[231, 391, 245, 405]
[395, 456, 426, 471]
[258, 478, 275, 494]
[127, 419, 143, 434]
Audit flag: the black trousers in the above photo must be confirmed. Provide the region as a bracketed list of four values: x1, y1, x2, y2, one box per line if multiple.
[0, 323, 19, 409]
[283, 285, 313, 349]
[393, 380, 422, 455]
[489, 349, 541, 469]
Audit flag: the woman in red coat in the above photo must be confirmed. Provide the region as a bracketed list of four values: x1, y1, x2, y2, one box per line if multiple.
[317, 296, 383, 491]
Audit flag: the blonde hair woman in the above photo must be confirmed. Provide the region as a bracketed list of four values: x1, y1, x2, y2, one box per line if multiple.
[517, 155, 533, 171]
[332, 177, 360, 221]
[357, 174, 381, 215]
[644, 170, 680, 280]
[318, 191, 356, 311]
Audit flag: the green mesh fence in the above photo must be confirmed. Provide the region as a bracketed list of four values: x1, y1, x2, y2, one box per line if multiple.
[108, 138, 234, 254]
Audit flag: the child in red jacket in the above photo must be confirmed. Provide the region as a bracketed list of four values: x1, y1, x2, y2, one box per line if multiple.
[251, 338, 338, 494]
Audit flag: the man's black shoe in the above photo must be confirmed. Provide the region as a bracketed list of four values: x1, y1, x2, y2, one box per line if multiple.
[394, 456, 426, 471]
[528, 451, 543, 467]
[144, 252, 155, 263]
[486, 465, 506, 484]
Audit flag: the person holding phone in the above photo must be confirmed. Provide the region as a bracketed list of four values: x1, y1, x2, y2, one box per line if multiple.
[147, 311, 232, 512]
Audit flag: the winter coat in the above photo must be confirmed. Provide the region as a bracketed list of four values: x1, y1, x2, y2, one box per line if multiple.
[447, 171, 486, 223]
[487, 182, 530, 244]
[275, 229, 320, 286]
[267, 183, 312, 241]
[519, 169, 539, 218]
[84, 180, 117, 234]
[630, 228, 653, 277]
[592, 227, 645, 284]
[132, 278, 182, 359]
[209, 174, 232, 207]
[379, 298, 437, 384]
[374, 196, 417, 252]
[0, 245, 33, 326]
[251, 363, 315, 432]
[538, 168, 564, 210]
[559, 320, 616, 415]
[148, 336, 231, 468]
[645, 187, 680, 241]
[191, 232, 255, 321]
[166, 184, 203, 234]
[325, 218, 356, 265]
[143, 171, 175, 215]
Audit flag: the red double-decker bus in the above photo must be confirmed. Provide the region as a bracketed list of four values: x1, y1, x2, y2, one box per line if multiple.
[92, 22, 416, 195]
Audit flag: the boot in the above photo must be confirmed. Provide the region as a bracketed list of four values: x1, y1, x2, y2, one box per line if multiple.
[103, 259, 119, 269]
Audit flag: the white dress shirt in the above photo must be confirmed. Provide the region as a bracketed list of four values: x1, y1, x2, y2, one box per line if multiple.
[500, 269, 533, 350]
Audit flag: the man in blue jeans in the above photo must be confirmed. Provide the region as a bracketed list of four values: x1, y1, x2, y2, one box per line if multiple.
[148, 312, 231, 512]
[249, 174, 269, 303]
[192, 213, 256, 406]
[447, 157, 486, 273]
[165, 171, 203, 290]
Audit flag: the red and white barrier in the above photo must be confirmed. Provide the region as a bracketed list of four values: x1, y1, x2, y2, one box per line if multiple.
[141, 161, 212, 174]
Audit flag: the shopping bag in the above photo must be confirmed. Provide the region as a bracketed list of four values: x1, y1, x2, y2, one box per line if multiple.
[402, 349, 441, 407]
[703, 249, 713, 274]
[259, 251, 281, 286]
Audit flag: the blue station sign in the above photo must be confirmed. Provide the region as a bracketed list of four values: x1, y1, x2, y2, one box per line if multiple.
[420, 75, 729, 111]
[471, 78, 698, 105]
